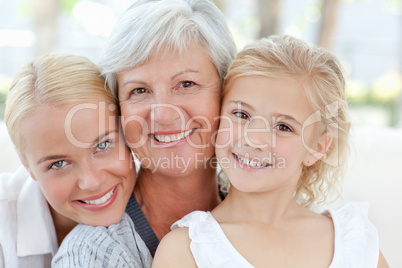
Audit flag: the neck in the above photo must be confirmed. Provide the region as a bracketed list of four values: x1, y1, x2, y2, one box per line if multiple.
[215, 186, 302, 225]
[134, 162, 221, 240]
[49, 206, 77, 246]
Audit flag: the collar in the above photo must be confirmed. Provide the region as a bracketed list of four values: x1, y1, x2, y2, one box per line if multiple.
[17, 177, 58, 257]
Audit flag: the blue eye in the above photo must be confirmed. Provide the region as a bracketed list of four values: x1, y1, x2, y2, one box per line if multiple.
[50, 160, 67, 169]
[275, 124, 292, 132]
[233, 110, 250, 120]
[95, 141, 110, 152]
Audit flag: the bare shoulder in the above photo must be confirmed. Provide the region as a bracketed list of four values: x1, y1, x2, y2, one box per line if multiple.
[299, 206, 334, 231]
[152, 228, 197, 268]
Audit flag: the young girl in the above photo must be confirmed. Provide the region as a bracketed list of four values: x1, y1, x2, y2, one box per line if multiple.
[152, 35, 389, 267]
[1, 53, 151, 267]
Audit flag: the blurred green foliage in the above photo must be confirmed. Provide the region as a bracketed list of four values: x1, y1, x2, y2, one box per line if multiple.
[346, 72, 402, 126]
[61, 0, 82, 12]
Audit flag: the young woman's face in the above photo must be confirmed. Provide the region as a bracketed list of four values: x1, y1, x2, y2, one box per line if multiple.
[216, 76, 327, 194]
[117, 44, 221, 176]
[21, 101, 135, 226]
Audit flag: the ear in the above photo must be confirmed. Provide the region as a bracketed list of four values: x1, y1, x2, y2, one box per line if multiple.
[303, 131, 333, 167]
[16, 150, 37, 181]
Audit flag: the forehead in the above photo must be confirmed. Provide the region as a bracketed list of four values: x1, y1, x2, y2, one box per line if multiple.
[224, 76, 315, 117]
[117, 44, 214, 78]
[21, 102, 119, 152]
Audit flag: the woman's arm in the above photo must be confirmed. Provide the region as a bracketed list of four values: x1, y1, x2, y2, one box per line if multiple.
[152, 228, 197, 268]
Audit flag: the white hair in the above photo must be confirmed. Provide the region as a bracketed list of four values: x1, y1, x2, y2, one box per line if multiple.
[98, 0, 237, 99]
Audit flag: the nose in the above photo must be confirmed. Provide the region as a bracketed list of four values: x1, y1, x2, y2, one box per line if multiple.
[243, 117, 271, 151]
[77, 162, 105, 191]
[150, 92, 184, 127]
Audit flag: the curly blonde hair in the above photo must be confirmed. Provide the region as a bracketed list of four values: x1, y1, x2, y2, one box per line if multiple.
[222, 35, 351, 206]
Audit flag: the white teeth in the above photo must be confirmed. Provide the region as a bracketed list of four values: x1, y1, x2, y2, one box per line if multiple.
[154, 129, 193, 143]
[236, 155, 270, 168]
[82, 187, 115, 205]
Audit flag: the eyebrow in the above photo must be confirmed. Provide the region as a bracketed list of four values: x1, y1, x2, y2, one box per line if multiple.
[228, 100, 302, 126]
[36, 130, 117, 165]
[229, 100, 255, 112]
[121, 69, 200, 87]
[171, 69, 200, 80]
[272, 113, 302, 126]
[89, 130, 117, 148]
[121, 79, 146, 87]
[37, 154, 68, 165]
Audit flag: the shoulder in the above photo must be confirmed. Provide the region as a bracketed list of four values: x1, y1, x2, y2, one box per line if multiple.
[324, 201, 379, 266]
[56, 216, 136, 250]
[0, 166, 31, 200]
[0, 167, 44, 263]
[153, 227, 196, 268]
[324, 201, 378, 235]
[52, 224, 122, 267]
[171, 210, 212, 230]
[153, 211, 219, 268]
[53, 224, 107, 261]
[53, 214, 153, 268]
[160, 227, 192, 247]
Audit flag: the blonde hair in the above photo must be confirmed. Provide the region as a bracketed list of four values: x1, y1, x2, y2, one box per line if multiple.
[5, 53, 116, 160]
[223, 35, 351, 206]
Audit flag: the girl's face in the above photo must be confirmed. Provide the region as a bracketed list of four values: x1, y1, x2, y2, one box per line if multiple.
[216, 76, 329, 194]
[116, 44, 221, 176]
[21, 101, 135, 227]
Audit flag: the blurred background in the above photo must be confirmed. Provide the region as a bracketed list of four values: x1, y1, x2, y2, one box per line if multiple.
[0, 0, 401, 266]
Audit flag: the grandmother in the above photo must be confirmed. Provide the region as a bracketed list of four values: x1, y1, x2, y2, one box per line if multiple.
[98, 0, 237, 256]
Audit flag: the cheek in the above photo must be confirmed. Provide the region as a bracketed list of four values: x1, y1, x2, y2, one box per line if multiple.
[107, 142, 134, 173]
[120, 105, 149, 145]
[195, 94, 220, 129]
[215, 121, 245, 161]
[215, 118, 234, 148]
[113, 159, 135, 190]
[274, 138, 307, 165]
[37, 176, 71, 207]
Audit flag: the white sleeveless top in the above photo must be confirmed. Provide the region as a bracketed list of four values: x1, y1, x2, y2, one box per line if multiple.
[171, 201, 379, 268]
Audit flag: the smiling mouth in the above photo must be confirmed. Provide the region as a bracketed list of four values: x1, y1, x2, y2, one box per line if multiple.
[234, 154, 271, 168]
[153, 129, 195, 143]
[80, 187, 116, 205]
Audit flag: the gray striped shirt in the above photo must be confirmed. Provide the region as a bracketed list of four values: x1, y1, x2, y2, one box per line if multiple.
[52, 213, 152, 268]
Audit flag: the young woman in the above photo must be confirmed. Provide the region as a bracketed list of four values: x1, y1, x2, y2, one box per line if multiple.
[1, 53, 150, 267]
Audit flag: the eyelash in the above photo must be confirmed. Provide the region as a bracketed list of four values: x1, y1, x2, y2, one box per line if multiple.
[232, 110, 294, 133]
[130, 88, 149, 96]
[129, 80, 196, 96]
[274, 123, 293, 132]
[47, 139, 114, 170]
[49, 160, 67, 170]
[94, 140, 111, 153]
[233, 110, 250, 120]
[179, 81, 195, 88]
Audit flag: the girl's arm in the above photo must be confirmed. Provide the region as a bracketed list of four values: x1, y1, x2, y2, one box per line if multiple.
[377, 250, 389, 268]
[152, 228, 197, 268]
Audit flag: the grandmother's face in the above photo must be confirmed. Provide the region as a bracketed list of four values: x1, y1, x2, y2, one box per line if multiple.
[117, 44, 221, 176]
